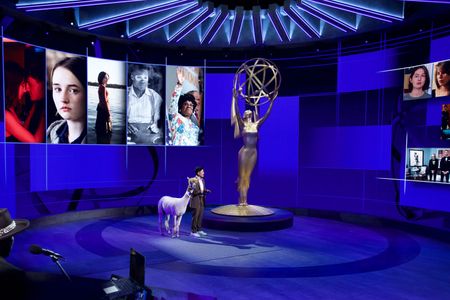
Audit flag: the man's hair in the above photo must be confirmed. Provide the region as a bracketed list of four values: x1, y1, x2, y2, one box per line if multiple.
[195, 166, 204, 175]
[129, 64, 152, 75]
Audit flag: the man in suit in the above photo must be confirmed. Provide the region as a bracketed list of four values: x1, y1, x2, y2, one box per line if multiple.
[440, 150, 450, 183]
[428, 154, 439, 181]
[190, 166, 210, 238]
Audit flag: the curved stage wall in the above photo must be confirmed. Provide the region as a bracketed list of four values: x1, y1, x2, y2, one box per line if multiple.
[1, 11, 450, 233]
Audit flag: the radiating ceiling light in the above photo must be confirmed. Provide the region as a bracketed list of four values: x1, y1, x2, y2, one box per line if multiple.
[168, 4, 214, 43]
[306, 0, 402, 22]
[129, 2, 201, 38]
[16, 0, 145, 11]
[297, 1, 356, 32]
[268, 5, 290, 42]
[230, 6, 244, 45]
[252, 6, 263, 44]
[80, 0, 194, 30]
[283, 3, 320, 38]
[201, 6, 229, 44]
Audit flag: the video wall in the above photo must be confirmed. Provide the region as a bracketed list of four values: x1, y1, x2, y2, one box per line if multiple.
[403, 59, 450, 185]
[403, 60, 450, 101]
[3, 38, 205, 146]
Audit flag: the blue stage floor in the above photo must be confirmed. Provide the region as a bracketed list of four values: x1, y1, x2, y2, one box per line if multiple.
[7, 211, 450, 299]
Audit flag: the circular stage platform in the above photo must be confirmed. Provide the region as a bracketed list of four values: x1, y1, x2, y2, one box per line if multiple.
[203, 207, 294, 231]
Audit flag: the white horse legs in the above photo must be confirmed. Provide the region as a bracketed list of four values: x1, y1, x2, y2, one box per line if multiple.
[171, 215, 183, 238]
[165, 215, 170, 234]
[159, 213, 184, 238]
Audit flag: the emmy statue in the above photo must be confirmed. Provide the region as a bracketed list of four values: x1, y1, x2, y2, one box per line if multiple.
[212, 58, 281, 217]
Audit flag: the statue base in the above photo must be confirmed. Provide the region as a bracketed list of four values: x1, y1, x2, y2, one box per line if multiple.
[211, 204, 274, 216]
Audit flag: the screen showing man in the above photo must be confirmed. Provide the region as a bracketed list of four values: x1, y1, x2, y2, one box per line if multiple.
[127, 63, 165, 145]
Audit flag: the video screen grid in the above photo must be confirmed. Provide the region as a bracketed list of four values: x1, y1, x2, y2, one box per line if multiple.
[403, 60, 450, 184]
[2, 38, 205, 146]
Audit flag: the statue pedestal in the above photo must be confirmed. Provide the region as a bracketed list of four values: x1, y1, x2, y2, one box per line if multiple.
[211, 204, 274, 216]
[203, 206, 293, 232]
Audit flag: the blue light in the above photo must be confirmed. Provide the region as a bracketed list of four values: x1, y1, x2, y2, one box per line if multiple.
[168, 5, 214, 43]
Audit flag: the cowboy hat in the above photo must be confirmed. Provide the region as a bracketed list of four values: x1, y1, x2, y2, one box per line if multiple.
[0, 208, 29, 240]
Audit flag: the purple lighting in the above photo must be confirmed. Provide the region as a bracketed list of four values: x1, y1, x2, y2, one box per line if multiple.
[168, 3, 214, 43]
[17, 0, 145, 11]
[129, 2, 202, 38]
[268, 5, 290, 42]
[201, 6, 229, 44]
[306, 0, 402, 22]
[252, 6, 263, 44]
[230, 7, 244, 45]
[283, 3, 320, 38]
[297, 1, 356, 32]
[80, 0, 194, 30]
[403, 0, 450, 3]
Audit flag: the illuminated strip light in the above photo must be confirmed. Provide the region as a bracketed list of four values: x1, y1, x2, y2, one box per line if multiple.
[283, 4, 320, 38]
[252, 6, 263, 44]
[267, 5, 290, 42]
[80, 0, 194, 30]
[201, 6, 229, 44]
[297, 2, 356, 32]
[17, 0, 145, 11]
[306, 0, 402, 22]
[230, 6, 244, 45]
[168, 4, 214, 43]
[129, 2, 201, 38]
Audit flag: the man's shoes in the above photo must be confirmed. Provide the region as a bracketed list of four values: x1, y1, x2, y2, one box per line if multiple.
[190, 232, 200, 238]
[197, 230, 207, 236]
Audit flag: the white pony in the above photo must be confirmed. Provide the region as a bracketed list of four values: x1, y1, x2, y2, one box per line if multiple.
[158, 177, 196, 238]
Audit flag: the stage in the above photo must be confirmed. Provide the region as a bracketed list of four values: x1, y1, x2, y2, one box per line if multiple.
[6, 208, 450, 299]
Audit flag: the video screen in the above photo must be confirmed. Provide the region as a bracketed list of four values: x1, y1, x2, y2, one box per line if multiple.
[46, 49, 87, 144]
[126, 63, 165, 146]
[403, 64, 433, 101]
[87, 57, 126, 144]
[441, 103, 450, 140]
[2, 37, 206, 147]
[403, 60, 450, 101]
[165, 65, 204, 146]
[4, 38, 46, 143]
[432, 60, 450, 98]
[405, 148, 450, 183]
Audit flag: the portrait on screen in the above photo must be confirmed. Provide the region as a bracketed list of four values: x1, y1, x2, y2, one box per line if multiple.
[165, 65, 204, 146]
[126, 63, 165, 145]
[46, 49, 87, 144]
[405, 148, 450, 182]
[432, 60, 450, 98]
[403, 64, 433, 101]
[409, 149, 423, 167]
[406, 148, 427, 181]
[4, 38, 46, 143]
[87, 57, 126, 144]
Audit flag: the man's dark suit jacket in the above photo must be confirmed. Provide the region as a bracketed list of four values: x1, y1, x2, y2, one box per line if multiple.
[190, 177, 207, 209]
